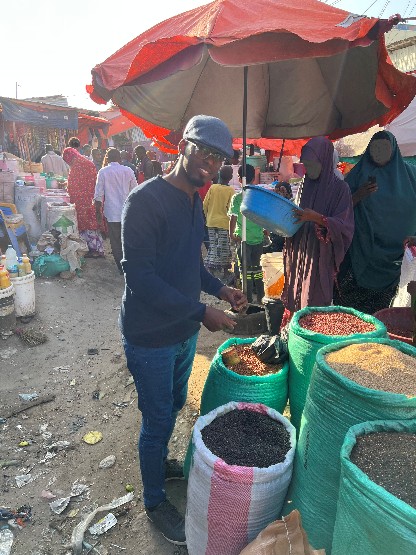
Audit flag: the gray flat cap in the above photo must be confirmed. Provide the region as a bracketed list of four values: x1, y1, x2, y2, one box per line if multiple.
[183, 115, 234, 159]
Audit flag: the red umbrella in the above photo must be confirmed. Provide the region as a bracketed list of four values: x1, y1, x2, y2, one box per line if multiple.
[87, 0, 416, 296]
[87, 0, 416, 143]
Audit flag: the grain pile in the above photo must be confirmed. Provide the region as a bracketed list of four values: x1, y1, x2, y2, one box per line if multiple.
[299, 312, 375, 335]
[223, 344, 282, 376]
[351, 432, 416, 508]
[325, 343, 416, 396]
[201, 409, 291, 467]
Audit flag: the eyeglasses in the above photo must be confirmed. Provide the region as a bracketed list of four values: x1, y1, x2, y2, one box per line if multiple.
[187, 140, 224, 163]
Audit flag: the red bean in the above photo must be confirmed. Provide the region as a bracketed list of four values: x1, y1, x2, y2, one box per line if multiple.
[299, 312, 375, 336]
[224, 344, 283, 376]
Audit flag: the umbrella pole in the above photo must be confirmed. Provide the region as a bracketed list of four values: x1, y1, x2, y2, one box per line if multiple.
[241, 66, 248, 298]
[276, 138, 286, 173]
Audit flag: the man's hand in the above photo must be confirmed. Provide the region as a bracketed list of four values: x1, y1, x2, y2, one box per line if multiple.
[352, 180, 378, 205]
[218, 286, 248, 311]
[202, 306, 236, 332]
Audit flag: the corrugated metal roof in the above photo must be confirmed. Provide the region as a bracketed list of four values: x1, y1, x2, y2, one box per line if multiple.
[22, 95, 69, 107]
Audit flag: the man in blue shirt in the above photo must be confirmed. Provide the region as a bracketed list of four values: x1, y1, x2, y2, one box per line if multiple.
[121, 115, 247, 545]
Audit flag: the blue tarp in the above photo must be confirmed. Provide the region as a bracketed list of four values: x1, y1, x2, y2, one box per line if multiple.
[0, 97, 78, 129]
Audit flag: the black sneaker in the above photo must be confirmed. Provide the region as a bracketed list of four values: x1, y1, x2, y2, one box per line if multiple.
[145, 500, 186, 545]
[165, 459, 185, 481]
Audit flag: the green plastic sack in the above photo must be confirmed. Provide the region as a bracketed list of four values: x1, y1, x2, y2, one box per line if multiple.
[184, 337, 289, 478]
[288, 306, 387, 432]
[332, 419, 416, 555]
[284, 337, 416, 555]
[201, 337, 289, 415]
[33, 254, 70, 277]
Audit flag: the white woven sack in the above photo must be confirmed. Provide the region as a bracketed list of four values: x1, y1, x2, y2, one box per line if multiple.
[185, 401, 296, 555]
[392, 247, 416, 307]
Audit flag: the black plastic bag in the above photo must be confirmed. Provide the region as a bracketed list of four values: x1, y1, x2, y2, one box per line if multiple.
[251, 334, 288, 364]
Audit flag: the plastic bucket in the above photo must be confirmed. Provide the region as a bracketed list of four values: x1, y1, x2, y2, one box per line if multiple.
[10, 271, 35, 317]
[241, 186, 304, 237]
[374, 307, 414, 345]
[0, 284, 16, 332]
[246, 155, 267, 172]
[262, 297, 285, 335]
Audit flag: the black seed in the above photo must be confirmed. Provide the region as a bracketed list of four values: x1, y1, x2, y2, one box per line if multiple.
[201, 409, 291, 467]
[351, 432, 416, 508]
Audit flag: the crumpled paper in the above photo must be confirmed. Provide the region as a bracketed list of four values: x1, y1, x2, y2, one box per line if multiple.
[59, 235, 88, 272]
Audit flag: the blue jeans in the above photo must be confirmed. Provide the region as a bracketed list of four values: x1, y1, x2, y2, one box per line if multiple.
[122, 332, 198, 508]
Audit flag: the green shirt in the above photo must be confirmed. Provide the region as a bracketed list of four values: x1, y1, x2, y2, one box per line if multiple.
[228, 192, 264, 245]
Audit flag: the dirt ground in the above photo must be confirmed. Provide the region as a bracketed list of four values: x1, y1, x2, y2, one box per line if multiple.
[0, 244, 235, 555]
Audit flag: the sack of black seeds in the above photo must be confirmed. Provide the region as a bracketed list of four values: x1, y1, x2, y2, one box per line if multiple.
[284, 338, 416, 555]
[185, 401, 296, 555]
[184, 338, 289, 480]
[332, 419, 416, 555]
[251, 334, 288, 364]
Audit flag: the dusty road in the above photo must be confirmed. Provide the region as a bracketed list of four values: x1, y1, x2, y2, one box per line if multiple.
[0, 249, 233, 555]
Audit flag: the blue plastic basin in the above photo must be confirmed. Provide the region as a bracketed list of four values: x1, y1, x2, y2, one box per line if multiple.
[241, 185, 304, 237]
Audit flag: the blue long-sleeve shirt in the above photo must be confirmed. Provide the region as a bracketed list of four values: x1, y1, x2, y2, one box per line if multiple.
[120, 177, 224, 347]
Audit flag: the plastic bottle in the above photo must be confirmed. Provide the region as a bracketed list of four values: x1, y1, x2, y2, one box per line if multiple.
[0, 265, 11, 290]
[5, 246, 18, 270]
[22, 254, 32, 275]
[18, 258, 25, 277]
[0, 526, 13, 555]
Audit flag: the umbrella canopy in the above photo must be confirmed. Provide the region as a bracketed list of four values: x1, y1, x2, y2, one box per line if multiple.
[87, 0, 416, 142]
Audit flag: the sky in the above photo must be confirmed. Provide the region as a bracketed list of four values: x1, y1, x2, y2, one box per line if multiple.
[2, 0, 415, 112]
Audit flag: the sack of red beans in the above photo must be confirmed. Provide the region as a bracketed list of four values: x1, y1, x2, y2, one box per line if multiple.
[288, 306, 387, 432]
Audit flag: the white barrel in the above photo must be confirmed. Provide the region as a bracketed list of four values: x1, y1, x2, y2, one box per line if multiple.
[40, 193, 71, 231]
[10, 271, 35, 317]
[46, 202, 78, 236]
[14, 185, 42, 242]
[0, 284, 16, 332]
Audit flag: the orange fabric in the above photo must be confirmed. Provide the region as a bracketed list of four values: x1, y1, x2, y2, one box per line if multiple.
[107, 114, 136, 137]
[233, 138, 308, 158]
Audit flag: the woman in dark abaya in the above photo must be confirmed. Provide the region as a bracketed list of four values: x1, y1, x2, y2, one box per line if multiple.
[334, 130, 416, 314]
[282, 137, 354, 312]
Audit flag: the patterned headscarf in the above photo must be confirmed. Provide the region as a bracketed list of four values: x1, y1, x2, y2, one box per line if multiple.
[62, 147, 80, 166]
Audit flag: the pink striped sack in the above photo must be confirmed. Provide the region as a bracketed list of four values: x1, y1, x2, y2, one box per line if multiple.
[185, 401, 296, 555]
